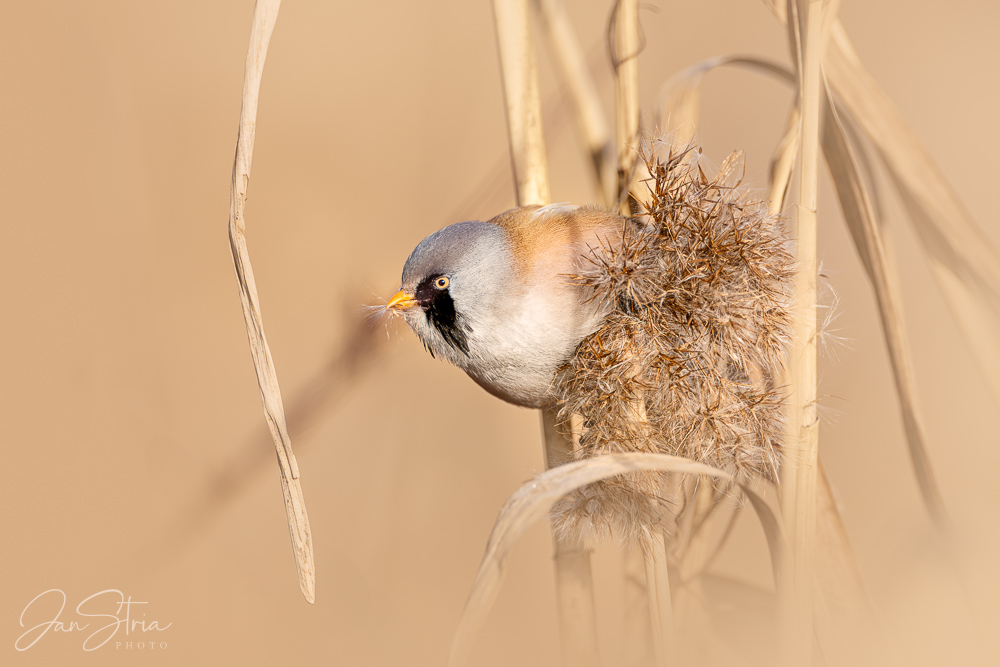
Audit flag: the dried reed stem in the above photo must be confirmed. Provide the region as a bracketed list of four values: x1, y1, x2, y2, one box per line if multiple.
[492, 0, 550, 206]
[227, 0, 315, 604]
[533, 0, 615, 205]
[650, 43, 890, 662]
[623, 548, 653, 667]
[542, 410, 601, 667]
[778, 0, 821, 662]
[612, 0, 640, 211]
[644, 535, 675, 667]
[610, 5, 673, 665]
[612, 4, 672, 662]
[814, 461, 891, 665]
[492, 2, 599, 662]
[761, 0, 961, 533]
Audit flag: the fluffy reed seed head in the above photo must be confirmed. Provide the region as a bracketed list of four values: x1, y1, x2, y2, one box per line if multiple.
[552, 138, 794, 546]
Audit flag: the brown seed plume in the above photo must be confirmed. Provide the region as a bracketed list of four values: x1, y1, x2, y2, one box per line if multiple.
[552, 138, 794, 545]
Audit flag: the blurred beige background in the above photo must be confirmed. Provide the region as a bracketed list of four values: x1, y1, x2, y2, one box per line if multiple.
[2, 1, 997, 665]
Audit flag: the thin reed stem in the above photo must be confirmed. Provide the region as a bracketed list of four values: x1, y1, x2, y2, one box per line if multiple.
[778, 0, 822, 663]
[643, 534, 675, 667]
[492, 0, 550, 206]
[534, 0, 615, 205]
[612, 0, 640, 211]
[542, 409, 601, 667]
[492, 2, 599, 663]
[623, 548, 653, 667]
[612, 4, 663, 662]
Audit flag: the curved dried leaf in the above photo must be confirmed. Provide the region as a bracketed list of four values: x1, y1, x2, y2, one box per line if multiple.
[447, 453, 787, 667]
[227, 0, 315, 604]
[655, 55, 794, 150]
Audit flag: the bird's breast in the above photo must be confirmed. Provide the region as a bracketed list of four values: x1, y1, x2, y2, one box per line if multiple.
[456, 278, 608, 408]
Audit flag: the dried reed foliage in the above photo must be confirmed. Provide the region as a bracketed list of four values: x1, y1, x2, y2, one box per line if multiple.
[551, 139, 794, 546]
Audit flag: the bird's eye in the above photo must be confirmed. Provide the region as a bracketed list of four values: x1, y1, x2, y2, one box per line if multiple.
[434, 276, 450, 290]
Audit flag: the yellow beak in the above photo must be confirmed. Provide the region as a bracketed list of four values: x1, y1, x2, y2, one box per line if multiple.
[386, 289, 418, 310]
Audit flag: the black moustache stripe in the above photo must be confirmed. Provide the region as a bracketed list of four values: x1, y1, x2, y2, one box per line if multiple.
[416, 278, 470, 355]
[427, 289, 470, 354]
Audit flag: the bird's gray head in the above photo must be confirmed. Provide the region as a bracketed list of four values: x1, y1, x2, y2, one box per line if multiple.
[387, 221, 516, 367]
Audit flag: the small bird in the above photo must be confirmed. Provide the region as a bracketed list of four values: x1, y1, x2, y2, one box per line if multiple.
[385, 204, 628, 409]
[384, 145, 793, 544]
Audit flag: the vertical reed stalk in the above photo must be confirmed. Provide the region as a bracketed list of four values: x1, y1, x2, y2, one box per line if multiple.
[612, 3, 675, 662]
[644, 535, 675, 667]
[533, 0, 616, 204]
[492, 0, 550, 206]
[542, 410, 602, 667]
[613, 0, 640, 211]
[778, 0, 821, 663]
[492, 2, 599, 663]
[623, 547, 653, 667]
[814, 460, 891, 665]
[613, 2, 678, 661]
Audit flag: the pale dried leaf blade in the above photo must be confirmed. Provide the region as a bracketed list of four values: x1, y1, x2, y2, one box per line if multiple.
[446, 453, 787, 667]
[821, 84, 949, 531]
[228, 0, 316, 603]
[825, 21, 1000, 406]
[644, 535, 674, 667]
